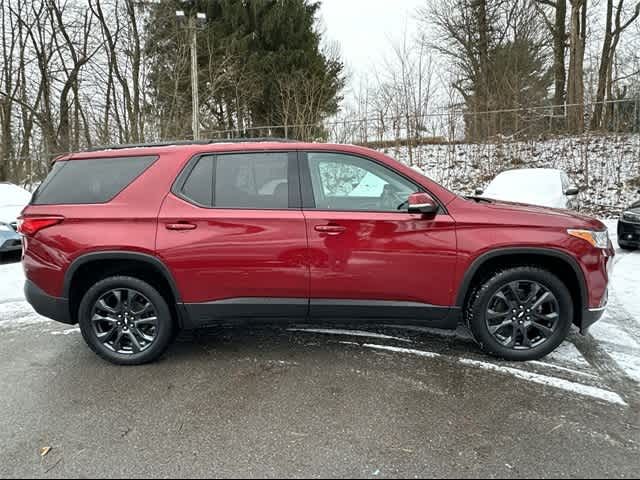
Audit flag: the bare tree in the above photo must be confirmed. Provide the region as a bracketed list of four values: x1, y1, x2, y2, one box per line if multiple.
[591, 0, 640, 129]
[567, 0, 588, 133]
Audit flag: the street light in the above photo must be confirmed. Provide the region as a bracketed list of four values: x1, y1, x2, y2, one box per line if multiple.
[176, 2, 208, 141]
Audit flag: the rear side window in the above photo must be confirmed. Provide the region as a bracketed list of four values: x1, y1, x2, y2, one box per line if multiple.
[215, 153, 289, 209]
[32, 156, 157, 205]
[181, 156, 214, 207]
[177, 152, 290, 209]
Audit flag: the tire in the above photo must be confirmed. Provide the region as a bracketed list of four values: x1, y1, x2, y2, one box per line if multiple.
[78, 276, 175, 365]
[466, 267, 573, 361]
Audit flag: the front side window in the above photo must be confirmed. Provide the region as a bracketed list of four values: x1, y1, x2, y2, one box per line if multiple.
[307, 152, 417, 211]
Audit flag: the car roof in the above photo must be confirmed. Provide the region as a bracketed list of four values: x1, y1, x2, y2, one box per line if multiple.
[496, 168, 563, 177]
[55, 140, 382, 161]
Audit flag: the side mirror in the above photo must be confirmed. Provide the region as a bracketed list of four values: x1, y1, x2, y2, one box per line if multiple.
[475, 188, 484, 195]
[565, 187, 580, 196]
[408, 192, 438, 215]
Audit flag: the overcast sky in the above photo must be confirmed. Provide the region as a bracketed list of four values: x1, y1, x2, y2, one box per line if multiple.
[318, 0, 425, 84]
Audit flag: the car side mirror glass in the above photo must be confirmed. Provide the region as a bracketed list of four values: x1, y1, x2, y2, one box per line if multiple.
[475, 188, 484, 195]
[565, 187, 579, 196]
[408, 192, 438, 215]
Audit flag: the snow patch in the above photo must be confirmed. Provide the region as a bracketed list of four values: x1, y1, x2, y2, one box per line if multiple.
[458, 358, 627, 407]
[0, 262, 26, 304]
[363, 343, 441, 358]
[51, 327, 80, 336]
[288, 328, 412, 343]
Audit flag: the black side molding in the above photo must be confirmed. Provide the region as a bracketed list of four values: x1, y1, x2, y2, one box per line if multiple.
[179, 297, 461, 330]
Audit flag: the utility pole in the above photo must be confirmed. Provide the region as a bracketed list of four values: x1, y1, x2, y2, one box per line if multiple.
[176, 3, 207, 141]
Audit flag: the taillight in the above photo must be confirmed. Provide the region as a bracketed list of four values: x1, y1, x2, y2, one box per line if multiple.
[17, 216, 64, 236]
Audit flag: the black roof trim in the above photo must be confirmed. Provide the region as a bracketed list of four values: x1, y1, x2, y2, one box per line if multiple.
[86, 138, 302, 152]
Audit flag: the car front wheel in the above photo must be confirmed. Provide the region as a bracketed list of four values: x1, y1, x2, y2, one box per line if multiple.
[466, 267, 573, 361]
[78, 276, 174, 365]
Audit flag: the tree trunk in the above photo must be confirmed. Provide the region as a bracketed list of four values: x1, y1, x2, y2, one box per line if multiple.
[591, 0, 614, 130]
[553, 0, 568, 125]
[567, 0, 587, 133]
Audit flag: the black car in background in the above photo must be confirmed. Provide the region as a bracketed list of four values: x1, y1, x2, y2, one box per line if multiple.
[618, 190, 640, 250]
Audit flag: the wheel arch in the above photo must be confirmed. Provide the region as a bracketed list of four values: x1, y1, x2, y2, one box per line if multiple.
[456, 248, 587, 329]
[64, 251, 183, 326]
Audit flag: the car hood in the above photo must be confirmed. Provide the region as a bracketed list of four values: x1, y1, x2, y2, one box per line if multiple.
[466, 197, 606, 230]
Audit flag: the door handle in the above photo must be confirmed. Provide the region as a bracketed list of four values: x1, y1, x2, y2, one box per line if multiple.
[314, 225, 346, 235]
[166, 222, 197, 231]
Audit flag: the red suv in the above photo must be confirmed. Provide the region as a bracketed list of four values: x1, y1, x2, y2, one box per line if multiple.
[20, 140, 614, 365]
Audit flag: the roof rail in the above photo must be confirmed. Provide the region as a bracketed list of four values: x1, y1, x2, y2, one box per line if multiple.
[86, 137, 302, 152]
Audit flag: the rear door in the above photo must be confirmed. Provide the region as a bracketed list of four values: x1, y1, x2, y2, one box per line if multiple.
[300, 151, 458, 324]
[156, 151, 309, 326]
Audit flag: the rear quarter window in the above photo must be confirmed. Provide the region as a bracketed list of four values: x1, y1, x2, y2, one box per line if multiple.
[32, 156, 157, 205]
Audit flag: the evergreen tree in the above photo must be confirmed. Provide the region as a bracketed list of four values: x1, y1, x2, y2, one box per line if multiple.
[145, 0, 344, 140]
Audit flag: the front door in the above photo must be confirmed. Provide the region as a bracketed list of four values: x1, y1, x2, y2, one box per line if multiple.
[301, 151, 458, 324]
[156, 151, 309, 326]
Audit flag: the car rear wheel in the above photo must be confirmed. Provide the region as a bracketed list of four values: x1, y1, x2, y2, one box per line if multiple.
[466, 267, 573, 361]
[78, 276, 174, 365]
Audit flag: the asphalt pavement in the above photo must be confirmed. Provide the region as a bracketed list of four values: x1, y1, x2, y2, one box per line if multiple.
[0, 321, 638, 479]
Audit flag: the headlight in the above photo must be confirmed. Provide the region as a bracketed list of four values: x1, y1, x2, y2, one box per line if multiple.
[0, 223, 12, 232]
[622, 210, 640, 224]
[568, 229, 610, 249]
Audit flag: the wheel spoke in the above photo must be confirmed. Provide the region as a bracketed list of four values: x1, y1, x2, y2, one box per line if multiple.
[530, 321, 554, 338]
[127, 331, 142, 353]
[97, 299, 119, 315]
[524, 283, 541, 304]
[534, 311, 558, 323]
[494, 291, 516, 310]
[487, 309, 509, 321]
[530, 291, 551, 311]
[96, 325, 117, 342]
[92, 313, 117, 324]
[520, 326, 532, 348]
[489, 319, 513, 335]
[131, 302, 152, 316]
[132, 325, 155, 343]
[506, 282, 522, 303]
[112, 330, 124, 351]
[112, 290, 123, 313]
[134, 316, 157, 326]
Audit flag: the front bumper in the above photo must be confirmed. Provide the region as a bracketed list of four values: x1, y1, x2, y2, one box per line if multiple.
[618, 218, 640, 245]
[581, 306, 606, 334]
[24, 280, 73, 325]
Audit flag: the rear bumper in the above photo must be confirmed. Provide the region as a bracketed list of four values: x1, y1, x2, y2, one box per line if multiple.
[24, 280, 73, 325]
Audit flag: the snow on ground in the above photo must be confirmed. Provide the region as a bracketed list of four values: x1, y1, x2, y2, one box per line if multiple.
[0, 262, 26, 303]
